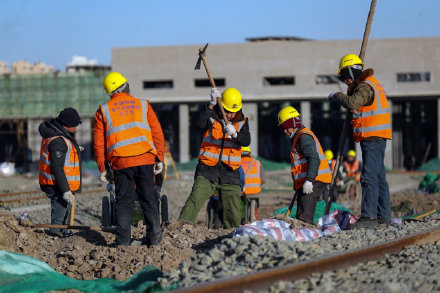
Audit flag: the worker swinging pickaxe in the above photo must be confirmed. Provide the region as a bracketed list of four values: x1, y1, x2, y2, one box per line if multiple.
[194, 43, 229, 124]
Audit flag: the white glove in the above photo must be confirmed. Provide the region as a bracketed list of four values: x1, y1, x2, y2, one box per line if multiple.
[100, 171, 109, 184]
[79, 146, 84, 152]
[225, 123, 238, 139]
[154, 162, 164, 175]
[328, 92, 337, 102]
[210, 87, 221, 105]
[303, 180, 313, 194]
[63, 191, 74, 205]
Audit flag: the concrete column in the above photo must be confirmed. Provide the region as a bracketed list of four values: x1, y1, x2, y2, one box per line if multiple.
[438, 98, 440, 158]
[384, 100, 393, 170]
[244, 103, 258, 156]
[27, 118, 44, 172]
[179, 104, 190, 162]
[300, 101, 311, 128]
[78, 117, 92, 161]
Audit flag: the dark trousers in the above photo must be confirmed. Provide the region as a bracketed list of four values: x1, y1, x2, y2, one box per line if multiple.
[296, 181, 324, 224]
[46, 192, 71, 234]
[360, 140, 391, 221]
[113, 165, 161, 245]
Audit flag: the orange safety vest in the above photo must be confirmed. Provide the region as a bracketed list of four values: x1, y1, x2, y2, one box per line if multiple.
[329, 160, 336, 172]
[100, 93, 157, 160]
[344, 160, 361, 181]
[291, 128, 332, 190]
[241, 156, 262, 194]
[39, 136, 80, 191]
[351, 76, 392, 142]
[199, 117, 246, 170]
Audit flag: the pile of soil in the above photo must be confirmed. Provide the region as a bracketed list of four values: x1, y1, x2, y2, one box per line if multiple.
[0, 212, 231, 281]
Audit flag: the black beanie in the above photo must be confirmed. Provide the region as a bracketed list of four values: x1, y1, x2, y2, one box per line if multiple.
[57, 107, 81, 127]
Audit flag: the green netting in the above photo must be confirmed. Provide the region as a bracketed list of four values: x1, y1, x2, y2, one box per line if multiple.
[273, 200, 353, 225]
[257, 157, 290, 171]
[0, 251, 162, 293]
[417, 157, 440, 172]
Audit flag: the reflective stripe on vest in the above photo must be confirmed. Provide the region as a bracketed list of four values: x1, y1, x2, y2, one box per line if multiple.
[241, 157, 262, 194]
[198, 117, 246, 170]
[351, 76, 392, 142]
[290, 128, 332, 190]
[101, 94, 157, 159]
[39, 136, 80, 191]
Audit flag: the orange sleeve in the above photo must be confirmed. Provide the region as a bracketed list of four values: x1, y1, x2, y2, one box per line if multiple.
[147, 103, 165, 162]
[93, 107, 107, 173]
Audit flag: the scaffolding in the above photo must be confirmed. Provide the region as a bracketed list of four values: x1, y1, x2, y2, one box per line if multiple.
[0, 71, 110, 118]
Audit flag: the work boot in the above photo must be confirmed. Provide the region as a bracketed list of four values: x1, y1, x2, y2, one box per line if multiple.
[145, 231, 163, 246]
[377, 218, 391, 227]
[350, 217, 378, 229]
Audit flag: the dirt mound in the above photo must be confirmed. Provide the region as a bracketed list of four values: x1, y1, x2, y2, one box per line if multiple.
[0, 212, 232, 281]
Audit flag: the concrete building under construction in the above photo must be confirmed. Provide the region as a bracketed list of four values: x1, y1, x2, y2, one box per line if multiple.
[0, 37, 439, 172]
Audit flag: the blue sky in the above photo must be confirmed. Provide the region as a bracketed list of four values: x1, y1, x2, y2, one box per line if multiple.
[1, 0, 439, 71]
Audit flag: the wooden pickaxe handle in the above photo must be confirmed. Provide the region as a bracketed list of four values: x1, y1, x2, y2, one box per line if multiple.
[198, 48, 229, 125]
[69, 195, 75, 226]
[325, 0, 377, 215]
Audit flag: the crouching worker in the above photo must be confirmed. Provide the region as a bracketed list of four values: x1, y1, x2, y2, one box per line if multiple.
[179, 87, 250, 229]
[278, 106, 332, 224]
[39, 107, 82, 237]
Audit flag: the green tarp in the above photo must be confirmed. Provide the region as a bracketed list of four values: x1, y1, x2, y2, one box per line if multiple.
[0, 251, 162, 293]
[273, 200, 353, 225]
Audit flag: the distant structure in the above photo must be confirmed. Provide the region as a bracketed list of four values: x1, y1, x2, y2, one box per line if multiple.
[0, 62, 9, 74]
[11, 61, 54, 75]
[66, 55, 111, 73]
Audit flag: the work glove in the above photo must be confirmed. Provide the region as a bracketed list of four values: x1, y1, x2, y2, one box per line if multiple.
[302, 180, 313, 194]
[225, 123, 238, 139]
[63, 191, 74, 205]
[210, 87, 221, 106]
[100, 170, 109, 184]
[154, 162, 164, 175]
[79, 146, 84, 152]
[328, 92, 337, 102]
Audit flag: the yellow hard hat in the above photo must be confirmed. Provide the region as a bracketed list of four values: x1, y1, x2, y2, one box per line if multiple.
[103, 72, 128, 94]
[338, 54, 364, 74]
[347, 149, 356, 157]
[221, 88, 242, 112]
[241, 146, 251, 153]
[278, 106, 300, 125]
[325, 150, 334, 161]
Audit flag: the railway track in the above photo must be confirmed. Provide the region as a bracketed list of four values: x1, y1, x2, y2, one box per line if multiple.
[173, 225, 440, 293]
[0, 187, 107, 206]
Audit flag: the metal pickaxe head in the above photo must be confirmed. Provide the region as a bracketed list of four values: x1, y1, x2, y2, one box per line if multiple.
[194, 43, 209, 70]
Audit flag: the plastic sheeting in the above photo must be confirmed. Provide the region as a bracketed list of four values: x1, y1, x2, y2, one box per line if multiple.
[0, 251, 162, 293]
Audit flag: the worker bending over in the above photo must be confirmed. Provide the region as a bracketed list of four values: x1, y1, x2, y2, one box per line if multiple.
[179, 87, 250, 228]
[94, 72, 165, 246]
[329, 54, 392, 228]
[39, 107, 82, 237]
[278, 106, 332, 224]
[241, 146, 264, 196]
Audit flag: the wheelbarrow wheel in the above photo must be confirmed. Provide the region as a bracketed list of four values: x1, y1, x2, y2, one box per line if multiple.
[102, 196, 111, 228]
[345, 180, 361, 204]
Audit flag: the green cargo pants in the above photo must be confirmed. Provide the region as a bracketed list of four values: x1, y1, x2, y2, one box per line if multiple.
[179, 175, 242, 229]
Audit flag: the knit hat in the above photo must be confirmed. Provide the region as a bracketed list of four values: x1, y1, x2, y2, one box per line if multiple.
[280, 116, 301, 129]
[57, 107, 81, 127]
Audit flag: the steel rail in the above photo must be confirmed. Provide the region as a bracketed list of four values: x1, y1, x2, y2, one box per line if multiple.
[0, 188, 107, 205]
[174, 225, 440, 293]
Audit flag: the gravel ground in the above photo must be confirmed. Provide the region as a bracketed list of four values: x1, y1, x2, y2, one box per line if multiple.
[158, 214, 440, 290]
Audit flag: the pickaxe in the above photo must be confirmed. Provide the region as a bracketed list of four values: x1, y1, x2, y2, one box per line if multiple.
[324, 0, 377, 215]
[194, 43, 229, 124]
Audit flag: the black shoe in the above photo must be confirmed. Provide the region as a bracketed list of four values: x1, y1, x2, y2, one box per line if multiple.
[62, 231, 74, 238]
[45, 230, 64, 237]
[350, 217, 378, 229]
[146, 232, 163, 246]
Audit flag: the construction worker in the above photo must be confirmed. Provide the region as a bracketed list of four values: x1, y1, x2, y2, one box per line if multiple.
[39, 107, 82, 237]
[278, 106, 332, 224]
[179, 87, 250, 229]
[344, 149, 361, 182]
[241, 146, 264, 195]
[325, 150, 336, 173]
[328, 54, 392, 228]
[94, 72, 165, 246]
